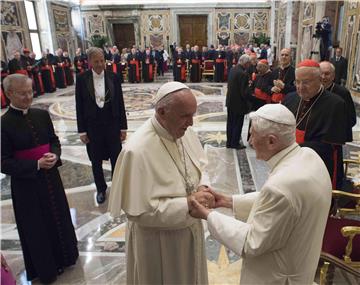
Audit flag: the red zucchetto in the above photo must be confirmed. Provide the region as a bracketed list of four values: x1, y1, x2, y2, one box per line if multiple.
[258, 59, 268, 65]
[296, 59, 320, 68]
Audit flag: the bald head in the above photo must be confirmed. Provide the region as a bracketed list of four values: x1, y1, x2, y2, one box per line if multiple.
[319, 61, 335, 88]
[279, 48, 291, 67]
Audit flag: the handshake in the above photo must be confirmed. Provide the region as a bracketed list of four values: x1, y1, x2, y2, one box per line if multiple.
[187, 185, 232, 220]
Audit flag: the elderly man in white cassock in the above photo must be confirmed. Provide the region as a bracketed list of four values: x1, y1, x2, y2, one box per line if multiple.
[108, 81, 214, 284]
[190, 104, 332, 284]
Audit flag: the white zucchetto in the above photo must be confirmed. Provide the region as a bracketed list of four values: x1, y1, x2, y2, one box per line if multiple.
[153, 81, 190, 104]
[250, 104, 296, 126]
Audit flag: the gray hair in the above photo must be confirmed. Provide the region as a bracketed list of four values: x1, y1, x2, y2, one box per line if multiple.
[87, 47, 104, 60]
[238, 54, 251, 65]
[249, 113, 295, 146]
[3, 74, 32, 94]
[319, 61, 335, 73]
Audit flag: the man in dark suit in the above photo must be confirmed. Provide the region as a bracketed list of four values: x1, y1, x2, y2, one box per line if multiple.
[330, 47, 348, 85]
[75, 47, 127, 204]
[226, 54, 252, 149]
[320, 61, 356, 189]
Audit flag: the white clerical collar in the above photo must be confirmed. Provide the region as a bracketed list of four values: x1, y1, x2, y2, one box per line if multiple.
[266, 142, 299, 171]
[92, 69, 104, 79]
[151, 115, 176, 141]
[10, 103, 28, 115]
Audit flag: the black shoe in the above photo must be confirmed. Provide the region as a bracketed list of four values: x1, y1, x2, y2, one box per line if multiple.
[237, 144, 246, 150]
[96, 191, 106, 204]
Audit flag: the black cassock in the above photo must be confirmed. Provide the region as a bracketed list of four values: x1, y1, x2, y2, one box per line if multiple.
[52, 56, 67, 88]
[1, 107, 78, 283]
[142, 55, 155, 82]
[282, 90, 347, 189]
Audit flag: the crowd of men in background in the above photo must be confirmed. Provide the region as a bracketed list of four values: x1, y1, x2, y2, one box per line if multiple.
[0, 41, 348, 109]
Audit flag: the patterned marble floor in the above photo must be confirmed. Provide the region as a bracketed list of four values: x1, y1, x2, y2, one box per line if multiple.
[1, 79, 360, 284]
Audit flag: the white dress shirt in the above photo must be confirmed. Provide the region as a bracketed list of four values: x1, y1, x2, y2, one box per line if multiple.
[92, 69, 105, 108]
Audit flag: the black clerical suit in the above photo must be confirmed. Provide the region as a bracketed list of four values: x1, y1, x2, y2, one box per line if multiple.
[75, 70, 127, 195]
[226, 64, 252, 149]
[330, 56, 348, 85]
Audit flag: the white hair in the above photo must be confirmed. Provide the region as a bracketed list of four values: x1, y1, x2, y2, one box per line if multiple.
[238, 54, 251, 65]
[249, 113, 295, 146]
[3, 74, 32, 94]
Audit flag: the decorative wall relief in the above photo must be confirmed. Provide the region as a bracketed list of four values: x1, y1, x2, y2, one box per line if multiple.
[353, 22, 360, 89]
[253, 12, 268, 31]
[217, 29, 230, 46]
[344, 15, 355, 61]
[234, 13, 251, 30]
[300, 25, 313, 61]
[148, 15, 164, 32]
[57, 35, 69, 52]
[53, 6, 70, 33]
[303, 2, 315, 21]
[218, 13, 230, 30]
[51, 4, 73, 53]
[89, 14, 105, 34]
[2, 31, 23, 59]
[349, 1, 358, 10]
[234, 31, 249, 46]
[1, 1, 20, 27]
[215, 9, 270, 46]
[291, 1, 300, 44]
[141, 11, 169, 48]
[150, 34, 163, 48]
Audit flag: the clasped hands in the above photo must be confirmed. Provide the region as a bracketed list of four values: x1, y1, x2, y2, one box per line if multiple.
[187, 186, 232, 220]
[38, 152, 58, 169]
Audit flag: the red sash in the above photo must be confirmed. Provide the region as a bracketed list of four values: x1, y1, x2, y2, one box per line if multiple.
[192, 59, 200, 64]
[37, 73, 45, 94]
[271, 93, 285, 103]
[1, 88, 7, 108]
[76, 62, 84, 74]
[14, 144, 50, 160]
[112, 63, 117, 74]
[295, 129, 305, 144]
[252, 72, 256, 82]
[41, 65, 56, 89]
[215, 59, 225, 63]
[149, 64, 153, 81]
[254, 88, 271, 103]
[181, 64, 186, 81]
[129, 60, 140, 82]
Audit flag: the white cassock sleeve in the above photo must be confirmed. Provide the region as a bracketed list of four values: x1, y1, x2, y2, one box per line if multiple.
[128, 197, 192, 227]
[207, 186, 297, 257]
[232, 192, 259, 222]
[207, 211, 251, 256]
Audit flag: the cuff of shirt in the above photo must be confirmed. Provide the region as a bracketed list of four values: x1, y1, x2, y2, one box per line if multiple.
[79, 132, 87, 136]
[37, 160, 40, 170]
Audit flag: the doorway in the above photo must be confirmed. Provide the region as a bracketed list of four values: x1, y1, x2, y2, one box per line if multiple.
[179, 15, 207, 48]
[112, 23, 135, 50]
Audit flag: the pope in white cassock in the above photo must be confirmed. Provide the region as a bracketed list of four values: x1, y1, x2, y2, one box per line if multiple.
[190, 104, 332, 284]
[108, 81, 214, 284]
